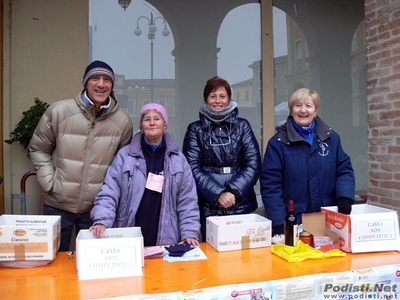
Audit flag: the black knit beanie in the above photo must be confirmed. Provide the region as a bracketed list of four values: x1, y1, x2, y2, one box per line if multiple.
[82, 60, 115, 88]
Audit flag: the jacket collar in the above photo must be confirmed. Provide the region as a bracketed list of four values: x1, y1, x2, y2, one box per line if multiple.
[276, 116, 332, 144]
[75, 90, 119, 119]
[129, 131, 179, 157]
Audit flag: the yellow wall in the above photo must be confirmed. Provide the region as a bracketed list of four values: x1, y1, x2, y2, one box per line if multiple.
[0, 0, 3, 213]
[2, 0, 88, 214]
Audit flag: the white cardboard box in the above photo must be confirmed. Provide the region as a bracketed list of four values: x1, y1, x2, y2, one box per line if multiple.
[206, 214, 271, 252]
[0, 214, 61, 261]
[76, 227, 144, 280]
[321, 204, 400, 253]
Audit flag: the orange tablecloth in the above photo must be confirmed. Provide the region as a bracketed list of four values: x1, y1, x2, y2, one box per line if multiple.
[0, 243, 399, 299]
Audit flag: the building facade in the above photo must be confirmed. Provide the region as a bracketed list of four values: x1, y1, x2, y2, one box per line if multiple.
[1, 0, 400, 215]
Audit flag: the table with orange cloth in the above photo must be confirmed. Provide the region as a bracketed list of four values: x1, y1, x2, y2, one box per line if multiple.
[0, 243, 399, 299]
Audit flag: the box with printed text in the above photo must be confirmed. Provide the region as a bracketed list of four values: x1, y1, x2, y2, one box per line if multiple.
[321, 204, 400, 253]
[0, 214, 61, 261]
[76, 227, 144, 280]
[206, 214, 271, 252]
[302, 212, 340, 251]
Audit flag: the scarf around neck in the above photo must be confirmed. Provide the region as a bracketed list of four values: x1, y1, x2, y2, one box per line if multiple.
[199, 101, 237, 123]
[292, 118, 316, 145]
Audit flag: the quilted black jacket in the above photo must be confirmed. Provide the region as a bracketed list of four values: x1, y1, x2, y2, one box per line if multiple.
[183, 108, 261, 217]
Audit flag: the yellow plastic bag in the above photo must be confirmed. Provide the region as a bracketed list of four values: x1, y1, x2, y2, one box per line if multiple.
[271, 240, 346, 262]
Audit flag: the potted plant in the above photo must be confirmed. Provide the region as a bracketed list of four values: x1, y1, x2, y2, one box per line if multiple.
[4, 97, 49, 149]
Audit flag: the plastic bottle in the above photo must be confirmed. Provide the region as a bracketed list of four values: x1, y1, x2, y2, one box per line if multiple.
[284, 200, 298, 246]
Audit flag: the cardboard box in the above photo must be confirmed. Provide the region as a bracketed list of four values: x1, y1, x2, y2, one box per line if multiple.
[0, 214, 61, 261]
[321, 204, 400, 253]
[302, 212, 340, 251]
[206, 214, 271, 252]
[76, 227, 144, 280]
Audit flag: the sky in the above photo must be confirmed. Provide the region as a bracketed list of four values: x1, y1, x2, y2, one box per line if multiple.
[89, 0, 287, 85]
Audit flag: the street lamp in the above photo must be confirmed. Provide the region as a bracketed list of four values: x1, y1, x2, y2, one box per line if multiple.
[118, 0, 131, 11]
[134, 12, 170, 102]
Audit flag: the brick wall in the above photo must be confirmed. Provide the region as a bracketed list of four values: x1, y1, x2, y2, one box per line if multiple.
[365, 0, 400, 210]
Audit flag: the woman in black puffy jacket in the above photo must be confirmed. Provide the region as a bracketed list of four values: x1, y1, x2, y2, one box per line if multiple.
[183, 76, 261, 241]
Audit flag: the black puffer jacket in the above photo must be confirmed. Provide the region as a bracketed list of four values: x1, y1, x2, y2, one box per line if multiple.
[183, 108, 261, 217]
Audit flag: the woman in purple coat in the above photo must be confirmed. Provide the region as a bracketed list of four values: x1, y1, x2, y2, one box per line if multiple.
[90, 103, 200, 247]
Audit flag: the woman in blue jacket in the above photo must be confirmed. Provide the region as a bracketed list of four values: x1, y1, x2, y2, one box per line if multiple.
[260, 88, 355, 236]
[183, 76, 261, 241]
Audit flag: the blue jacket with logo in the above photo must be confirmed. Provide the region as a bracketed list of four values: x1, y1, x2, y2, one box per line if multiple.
[260, 116, 355, 227]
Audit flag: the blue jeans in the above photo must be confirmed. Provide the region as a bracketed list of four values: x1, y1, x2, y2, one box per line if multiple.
[43, 204, 92, 251]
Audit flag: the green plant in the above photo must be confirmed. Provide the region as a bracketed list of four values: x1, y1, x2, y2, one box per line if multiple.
[5, 97, 49, 149]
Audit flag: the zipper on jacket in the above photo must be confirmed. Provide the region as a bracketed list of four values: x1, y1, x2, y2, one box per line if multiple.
[77, 120, 96, 212]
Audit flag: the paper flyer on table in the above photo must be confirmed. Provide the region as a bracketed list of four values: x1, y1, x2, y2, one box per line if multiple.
[178, 281, 275, 300]
[144, 246, 165, 258]
[163, 246, 207, 262]
[97, 292, 179, 300]
[97, 264, 400, 300]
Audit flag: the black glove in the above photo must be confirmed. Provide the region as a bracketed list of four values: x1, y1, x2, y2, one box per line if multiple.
[272, 225, 284, 236]
[164, 243, 193, 257]
[337, 197, 353, 214]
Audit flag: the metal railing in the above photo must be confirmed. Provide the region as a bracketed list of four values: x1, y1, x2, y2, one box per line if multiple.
[11, 171, 37, 215]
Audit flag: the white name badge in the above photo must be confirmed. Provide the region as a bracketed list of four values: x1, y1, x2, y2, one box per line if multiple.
[145, 172, 164, 193]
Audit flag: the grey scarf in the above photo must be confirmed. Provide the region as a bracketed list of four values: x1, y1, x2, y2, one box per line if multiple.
[199, 101, 237, 123]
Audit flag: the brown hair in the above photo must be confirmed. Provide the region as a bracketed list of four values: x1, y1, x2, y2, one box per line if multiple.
[203, 76, 232, 102]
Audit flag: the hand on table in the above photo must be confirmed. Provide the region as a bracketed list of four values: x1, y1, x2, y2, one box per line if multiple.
[180, 238, 200, 247]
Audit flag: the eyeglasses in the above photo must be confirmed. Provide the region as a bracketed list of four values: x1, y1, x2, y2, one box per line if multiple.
[209, 124, 232, 147]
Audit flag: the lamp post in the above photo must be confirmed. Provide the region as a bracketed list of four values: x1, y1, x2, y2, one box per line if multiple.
[134, 12, 170, 102]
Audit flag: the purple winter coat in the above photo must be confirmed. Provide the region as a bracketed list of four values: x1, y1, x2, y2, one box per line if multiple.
[90, 132, 200, 245]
